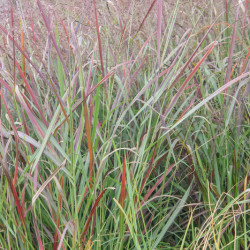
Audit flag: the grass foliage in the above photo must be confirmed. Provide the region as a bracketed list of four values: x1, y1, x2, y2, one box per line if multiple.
[0, 0, 249, 249]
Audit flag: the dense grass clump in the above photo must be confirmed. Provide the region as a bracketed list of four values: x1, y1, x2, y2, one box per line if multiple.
[0, 0, 249, 249]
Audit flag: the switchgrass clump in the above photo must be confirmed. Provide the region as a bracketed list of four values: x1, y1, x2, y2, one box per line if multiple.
[0, 0, 249, 249]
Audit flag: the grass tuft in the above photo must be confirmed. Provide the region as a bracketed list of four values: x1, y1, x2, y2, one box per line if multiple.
[0, 1, 249, 249]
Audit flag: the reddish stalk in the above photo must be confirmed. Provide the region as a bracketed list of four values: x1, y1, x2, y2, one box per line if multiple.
[93, 0, 105, 79]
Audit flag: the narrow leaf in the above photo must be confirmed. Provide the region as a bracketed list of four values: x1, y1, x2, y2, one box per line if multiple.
[164, 41, 216, 117]
[119, 157, 126, 208]
[80, 187, 115, 244]
[152, 180, 193, 248]
[32, 160, 66, 205]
